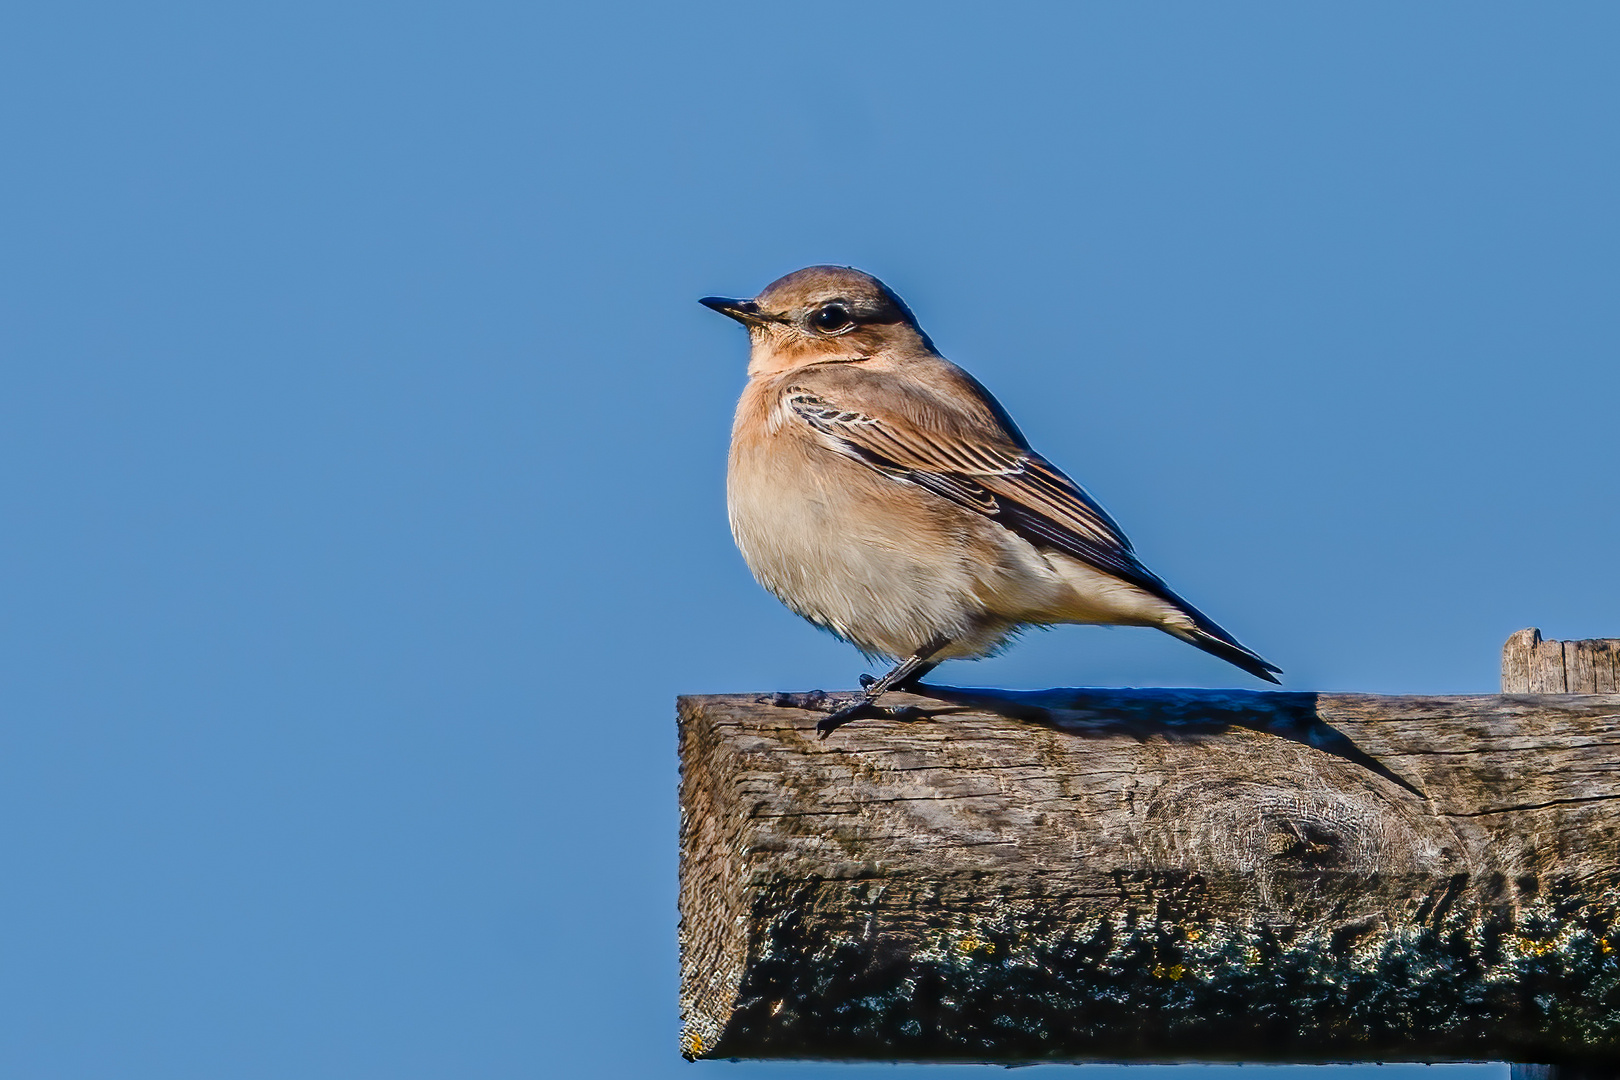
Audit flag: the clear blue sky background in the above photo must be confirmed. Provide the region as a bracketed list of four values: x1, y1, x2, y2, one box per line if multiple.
[1, 2, 1615, 1077]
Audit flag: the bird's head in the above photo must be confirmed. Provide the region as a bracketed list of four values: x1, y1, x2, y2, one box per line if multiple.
[701, 266, 936, 377]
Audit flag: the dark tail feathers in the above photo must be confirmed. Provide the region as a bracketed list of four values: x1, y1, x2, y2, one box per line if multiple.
[1174, 625, 1283, 684]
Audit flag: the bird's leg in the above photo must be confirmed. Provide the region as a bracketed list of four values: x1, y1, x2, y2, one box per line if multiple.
[818, 637, 952, 738]
[859, 658, 941, 695]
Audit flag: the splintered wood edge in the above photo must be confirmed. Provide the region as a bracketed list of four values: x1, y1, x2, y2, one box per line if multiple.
[676, 696, 754, 1060]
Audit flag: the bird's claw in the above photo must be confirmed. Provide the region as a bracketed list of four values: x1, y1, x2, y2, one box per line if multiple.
[815, 700, 932, 739]
[815, 698, 885, 738]
[765, 689, 930, 739]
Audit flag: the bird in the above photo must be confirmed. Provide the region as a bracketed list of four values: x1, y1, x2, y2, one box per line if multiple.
[701, 265, 1280, 735]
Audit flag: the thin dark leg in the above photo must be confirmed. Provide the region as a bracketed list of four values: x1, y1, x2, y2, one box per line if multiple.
[818, 637, 952, 738]
[860, 658, 941, 694]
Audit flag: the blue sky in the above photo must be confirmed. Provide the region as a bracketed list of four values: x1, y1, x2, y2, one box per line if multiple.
[1, 2, 1615, 1077]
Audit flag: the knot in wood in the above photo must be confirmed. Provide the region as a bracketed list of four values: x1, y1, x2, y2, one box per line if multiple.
[1137, 775, 1445, 885]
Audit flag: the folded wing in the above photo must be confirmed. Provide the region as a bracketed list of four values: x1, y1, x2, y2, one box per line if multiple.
[786, 387, 1160, 597]
[784, 382, 1281, 681]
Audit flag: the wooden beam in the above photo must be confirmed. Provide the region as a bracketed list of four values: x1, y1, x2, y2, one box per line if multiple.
[678, 681, 1620, 1064]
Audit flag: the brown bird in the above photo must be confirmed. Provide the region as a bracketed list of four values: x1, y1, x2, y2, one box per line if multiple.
[702, 266, 1280, 735]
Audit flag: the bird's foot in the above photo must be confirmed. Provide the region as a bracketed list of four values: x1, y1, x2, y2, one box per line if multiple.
[815, 698, 887, 738]
[763, 690, 927, 738]
[815, 699, 930, 739]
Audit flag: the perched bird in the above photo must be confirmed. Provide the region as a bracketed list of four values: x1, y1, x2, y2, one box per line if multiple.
[702, 266, 1280, 734]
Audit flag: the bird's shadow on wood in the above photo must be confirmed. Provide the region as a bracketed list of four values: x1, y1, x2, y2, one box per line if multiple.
[815, 683, 1425, 800]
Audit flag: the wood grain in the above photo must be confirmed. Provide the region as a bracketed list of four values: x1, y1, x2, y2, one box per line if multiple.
[679, 686, 1620, 1064]
[1505, 629, 1620, 694]
[1597, 643, 1620, 695]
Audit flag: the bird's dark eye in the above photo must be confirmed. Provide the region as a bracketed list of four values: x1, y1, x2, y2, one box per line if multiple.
[812, 304, 854, 333]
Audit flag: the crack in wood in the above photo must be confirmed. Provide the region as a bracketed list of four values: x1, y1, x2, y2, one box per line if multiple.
[1446, 794, 1620, 817]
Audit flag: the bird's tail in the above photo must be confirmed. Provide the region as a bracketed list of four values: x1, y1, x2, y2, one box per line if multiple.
[1151, 584, 1282, 683]
[1170, 622, 1283, 684]
[1166, 608, 1276, 683]
[1135, 569, 1284, 683]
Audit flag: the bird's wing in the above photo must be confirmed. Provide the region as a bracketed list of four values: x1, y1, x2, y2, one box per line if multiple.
[784, 385, 1169, 598]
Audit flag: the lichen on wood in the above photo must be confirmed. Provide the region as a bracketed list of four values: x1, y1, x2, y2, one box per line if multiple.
[678, 687, 1620, 1064]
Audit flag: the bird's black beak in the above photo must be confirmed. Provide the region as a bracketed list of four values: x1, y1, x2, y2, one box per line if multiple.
[700, 296, 769, 326]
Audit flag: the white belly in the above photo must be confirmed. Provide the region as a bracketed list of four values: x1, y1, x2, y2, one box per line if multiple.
[728, 451, 951, 656]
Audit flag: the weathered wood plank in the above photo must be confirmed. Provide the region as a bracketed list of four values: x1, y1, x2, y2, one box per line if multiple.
[1504, 627, 1539, 693]
[1504, 629, 1620, 694]
[1532, 638, 1569, 692]
[1598, 644, 1620, 695]
[1572, 643, 1599, 697]
[679, 687, 1620, 1064]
